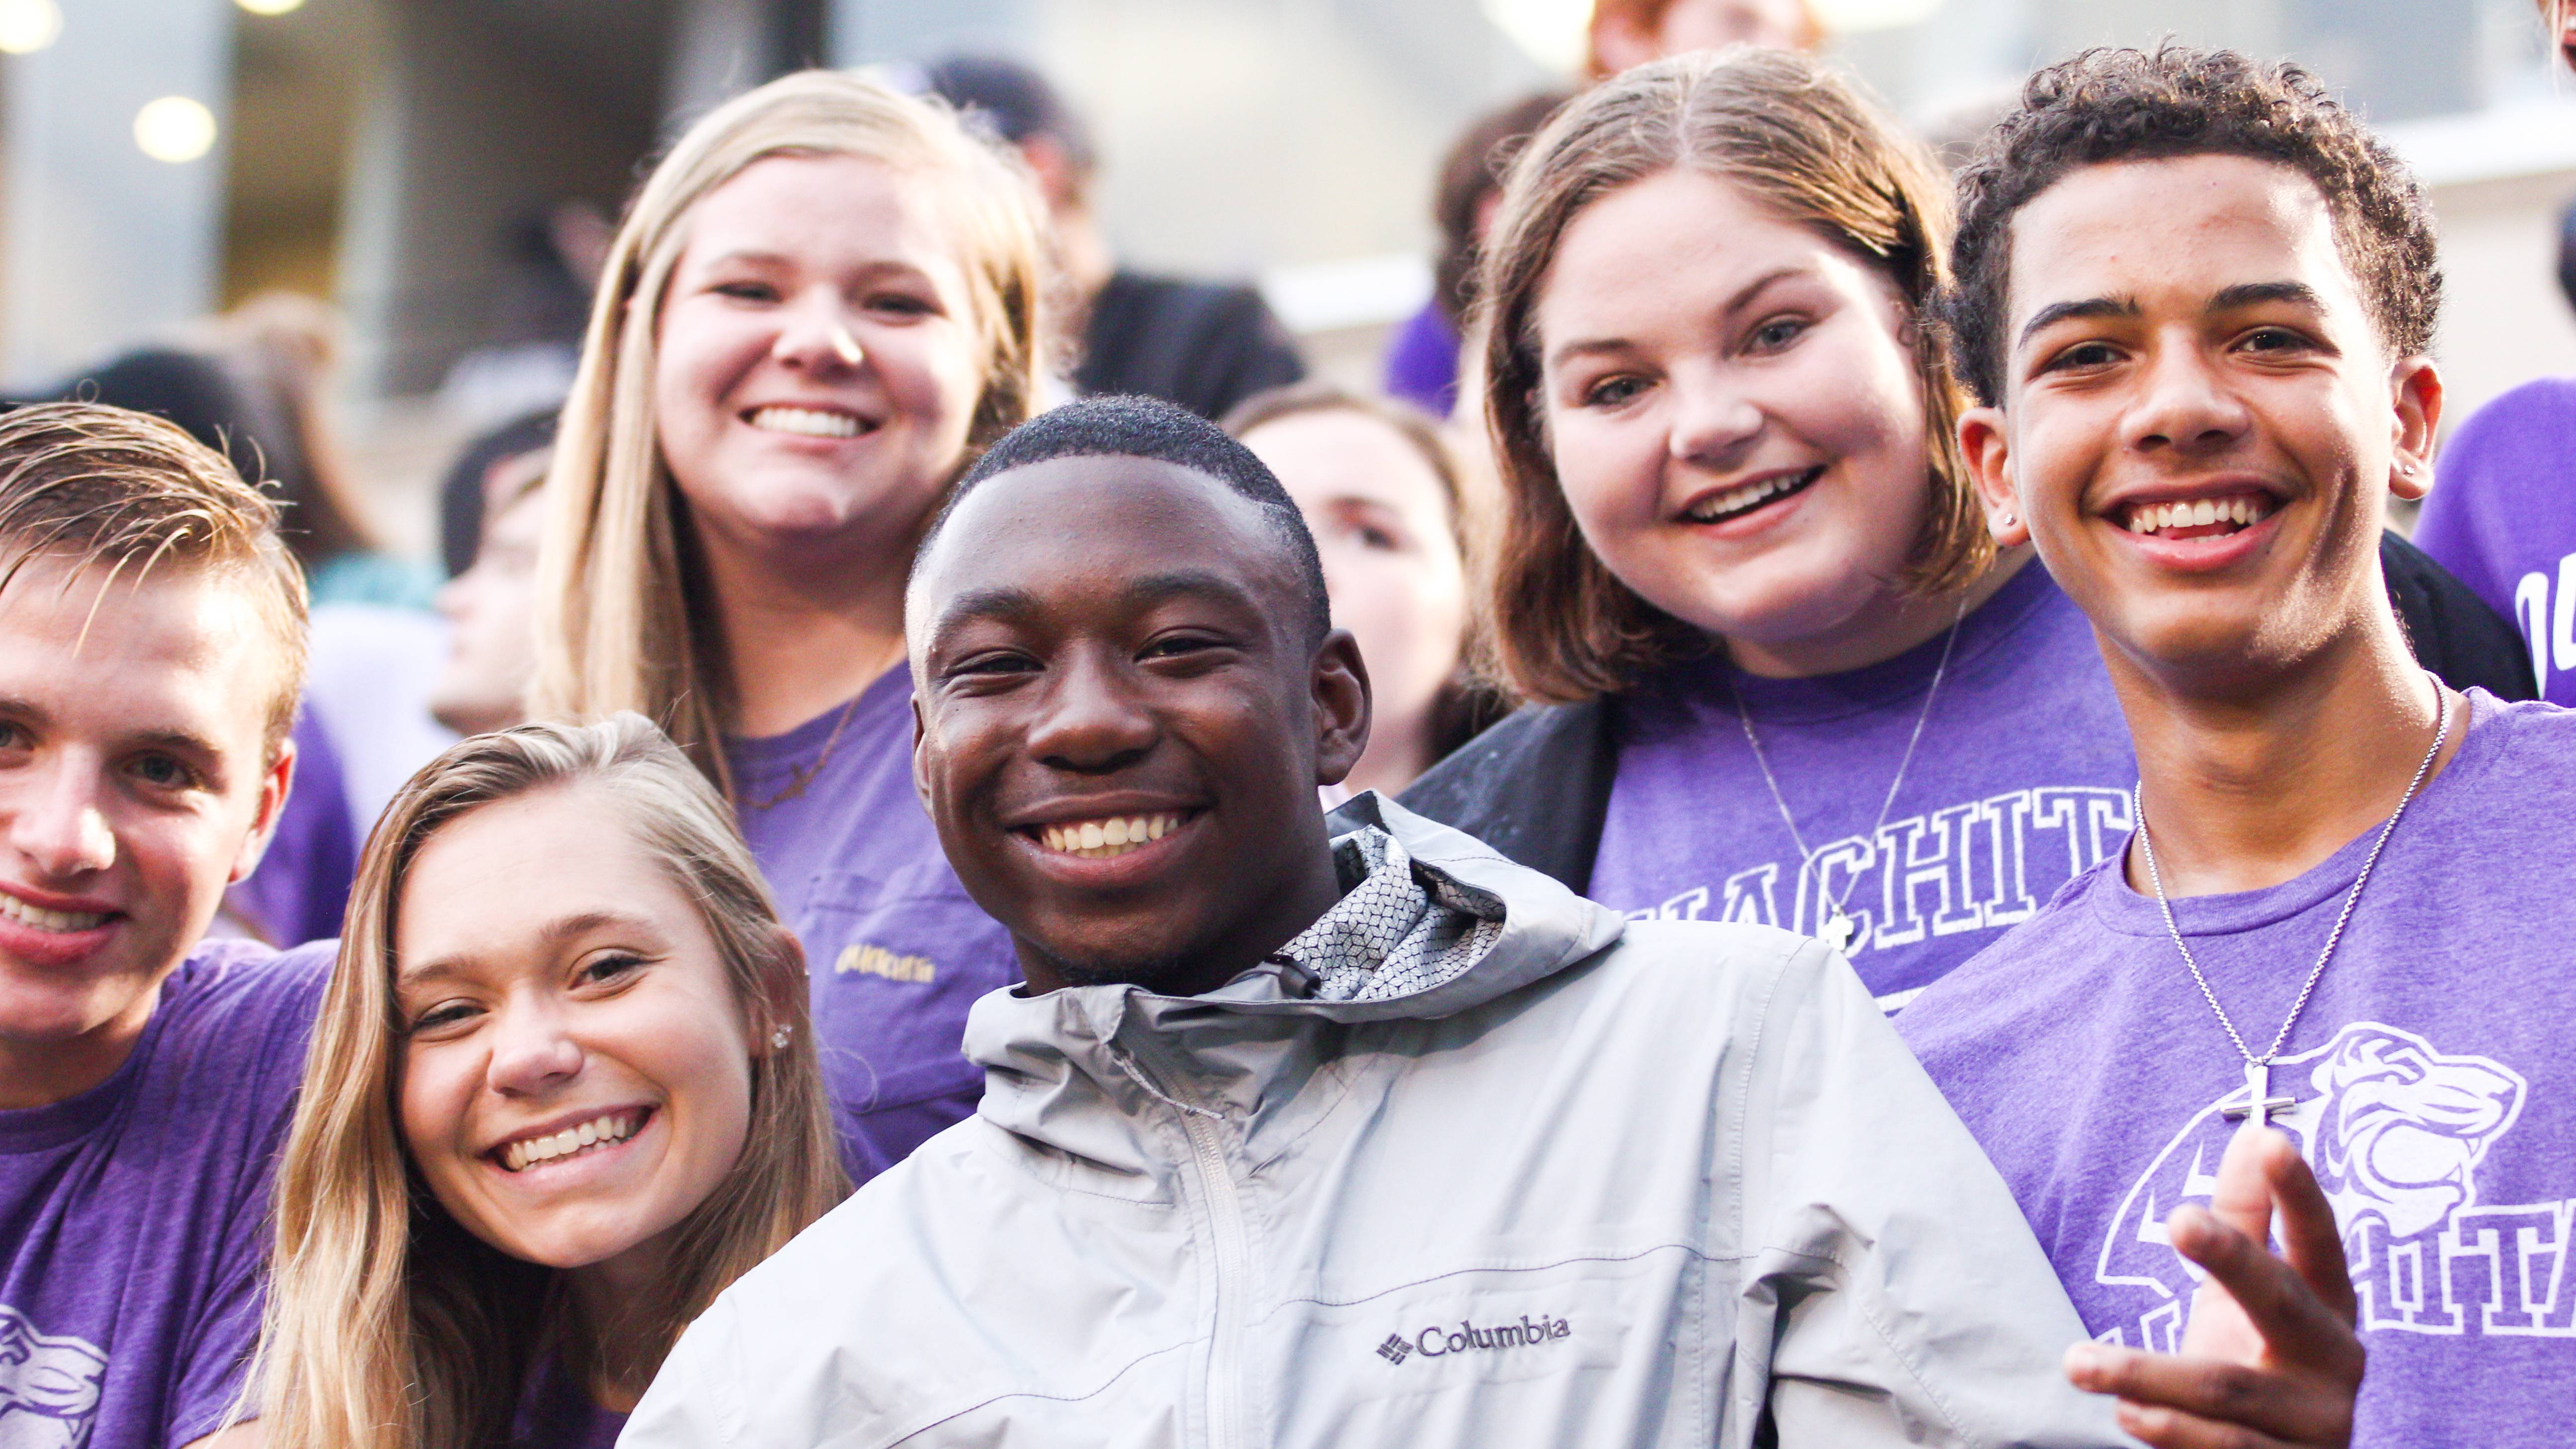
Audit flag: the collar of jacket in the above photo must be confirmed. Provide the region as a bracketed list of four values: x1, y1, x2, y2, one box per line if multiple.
[959, 793, 1625, 1184]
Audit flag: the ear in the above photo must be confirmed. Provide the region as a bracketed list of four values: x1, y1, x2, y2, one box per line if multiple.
[749, 924, 808, 1059]
[910, 692, 933, 807]
[1956, 402, 2030, 549]
[227, 737, 297, 886]
[2387, 354, 2443, 503]
[1310, 629, 1371, 789]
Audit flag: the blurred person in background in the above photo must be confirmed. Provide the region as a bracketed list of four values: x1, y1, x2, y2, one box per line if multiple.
[1226, 382, 1500, 797]
[1400, 48, 2530, 1013]
[254, 717, 844, 1449]
[918, 54, 1307, 420]
[1382, 91, 1569, 417]
[440, 409, 560, 581]
[438, 201, 617, 435]
[1586, 0, 1822, 78]
[2410, 1, 2576, 702]
[429, 425, 553, 736]
[533, 71, 1047, 1185]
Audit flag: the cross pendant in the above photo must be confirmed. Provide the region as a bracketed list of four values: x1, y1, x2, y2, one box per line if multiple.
[1820, 910, 1855, 954]
[2221, 1059, 2297, 1125]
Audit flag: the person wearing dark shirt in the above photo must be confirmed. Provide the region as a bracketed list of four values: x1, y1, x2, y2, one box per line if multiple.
[918, 54, 1307, 419]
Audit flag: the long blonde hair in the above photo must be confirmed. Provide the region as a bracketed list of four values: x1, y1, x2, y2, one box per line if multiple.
[254, 715, 847, 1449]
[530, 70, 1048, 786]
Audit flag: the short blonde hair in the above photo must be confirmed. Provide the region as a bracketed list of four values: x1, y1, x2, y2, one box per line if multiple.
[531, 70, 1049, 786]
[1478, 48, 1981, 703]
[254, 713, 845, 1449]
[0, 401, 308, 751]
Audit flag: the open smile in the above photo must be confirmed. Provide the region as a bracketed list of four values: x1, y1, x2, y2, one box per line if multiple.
[743, 404, 877, 440]
[491, 1106, 653, 1175]
[2118, 491, 2279, 539]
[1030, 810, 1194, 860]
[1679, 465, 1825, 528]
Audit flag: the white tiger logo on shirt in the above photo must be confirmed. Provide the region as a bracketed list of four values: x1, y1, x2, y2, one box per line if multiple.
[0, 1306, 104, 1449]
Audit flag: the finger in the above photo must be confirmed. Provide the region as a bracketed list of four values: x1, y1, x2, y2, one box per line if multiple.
[2203, 1122, 2279, 1249]
[2169, 1206, 2364, 1385]
[2256, 1132, 2358, 1325]
[2112, 1398, 2298, 1449]
[2066, 1342, 2350, 1447]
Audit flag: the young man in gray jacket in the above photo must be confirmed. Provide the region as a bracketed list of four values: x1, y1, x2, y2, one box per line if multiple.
[621, 398, 2350, 1448]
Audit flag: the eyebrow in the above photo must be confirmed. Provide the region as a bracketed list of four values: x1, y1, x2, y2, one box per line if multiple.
[2016, 281, 2327, 349]
[395, 909, 659, 986]
[1546, 264, 1809, 368]
[933, 568, 1262, 636]
[0, 696, 225, 766]
[2016, 295, 2140, 348]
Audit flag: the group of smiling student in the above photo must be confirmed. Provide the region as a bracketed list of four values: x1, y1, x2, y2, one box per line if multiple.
[13, 31, 2574, 1449]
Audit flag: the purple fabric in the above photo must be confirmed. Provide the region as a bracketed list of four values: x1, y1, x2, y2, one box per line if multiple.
[0, 938, 329, 1449]
[2415, 378, 2576, 705]
[509, 1354, 624, 1449]
[1899, 692, 2576, 1448]
[225, 704, 360, 948]
[725, 669, 1020, 1185]
[1589, 561, 2137, 1006]
[1380, 301, 1460, 417]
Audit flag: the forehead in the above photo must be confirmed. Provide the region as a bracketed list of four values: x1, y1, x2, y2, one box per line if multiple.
[1538, 169, 1884, 342]
[0, 555, 276, 753]
[396, 784, 689, 963]
[2007, 155, 2362, 327]
[1242, 411, 1447, 514]
[678, 151, 968, 287]
[915, 455, 1295, 622]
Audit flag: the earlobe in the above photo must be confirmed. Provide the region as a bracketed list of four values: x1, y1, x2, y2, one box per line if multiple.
[2388, 355, 2443, 503]
[1956, 405, 2030, 548]
[229, 740, 298, 886]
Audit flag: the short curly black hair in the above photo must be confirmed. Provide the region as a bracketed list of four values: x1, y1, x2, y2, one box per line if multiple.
[1941, 45, 2441, 407]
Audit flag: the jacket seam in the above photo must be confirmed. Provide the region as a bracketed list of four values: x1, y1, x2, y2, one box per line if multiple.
[1255, 1241, 1729, 1315]
[876, 1336, 1202, 1449]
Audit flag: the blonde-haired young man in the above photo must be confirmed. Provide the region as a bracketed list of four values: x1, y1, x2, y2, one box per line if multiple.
[0, 402, 330, 1449]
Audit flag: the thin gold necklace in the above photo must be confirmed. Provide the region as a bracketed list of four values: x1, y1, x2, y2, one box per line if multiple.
[739, 641, 907, 812]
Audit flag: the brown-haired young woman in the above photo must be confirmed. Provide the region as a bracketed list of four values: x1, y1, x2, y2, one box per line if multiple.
[1401, 47, 2525, 1010]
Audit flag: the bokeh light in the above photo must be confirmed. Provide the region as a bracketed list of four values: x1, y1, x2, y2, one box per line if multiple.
[236, 0, 306, 14]
[134, 96, 218, 164]
[0, 0, 63, 56]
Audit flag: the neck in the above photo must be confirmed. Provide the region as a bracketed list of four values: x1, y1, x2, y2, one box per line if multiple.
[0, 978, 161, 1111]
[1018, 837, 1348, 1000]
[2117, 606, 2462, 899]
[564, 1240, 673, 1414]
[1726, 548, 2031, 680]
[699, 530, 911, 738]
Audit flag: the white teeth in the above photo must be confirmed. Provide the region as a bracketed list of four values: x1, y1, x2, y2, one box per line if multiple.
[1035, 813, 1187, 860]
[0, 893, 107, 933]
[747, 405, 863, 439]
[2125, 494, 2273, 537]
[1682, 467, 1819, 524]
[499, 1110, 641, 1173]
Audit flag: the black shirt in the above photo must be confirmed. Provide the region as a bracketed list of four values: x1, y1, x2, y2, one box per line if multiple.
[1075, 269, 1307, 419]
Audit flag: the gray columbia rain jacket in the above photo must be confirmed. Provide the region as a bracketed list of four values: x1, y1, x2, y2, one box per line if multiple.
[620, 795, 2128, 1449]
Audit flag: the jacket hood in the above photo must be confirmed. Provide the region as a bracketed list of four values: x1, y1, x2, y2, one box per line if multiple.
[960, 793, 1626, 1176]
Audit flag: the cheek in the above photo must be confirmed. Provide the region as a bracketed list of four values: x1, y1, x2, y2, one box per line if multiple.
[1543, 398, 1666, 535]
[396, 1045, 478, 1179]
[878, 322, 986, 443]
[653, 308, 760, 454]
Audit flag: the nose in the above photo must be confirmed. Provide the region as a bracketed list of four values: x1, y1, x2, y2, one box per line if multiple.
[1666, 366, 1766, 470]
[6, 758, 115, 883]
[2124, 333, 2251, 459]
[485, 994, 584, 1098]
[770, 289, 866, 377]
[1026, 646, 1157, 776]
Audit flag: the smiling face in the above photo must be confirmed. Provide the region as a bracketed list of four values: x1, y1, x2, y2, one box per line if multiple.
[1239, 409, 1466, 789]
[1536, 167, 1937, 676]
[1958, 155, 2439, 688]
[394, 784, 758, 1275]
[909, 455, 1366, 996]
[651, 152, 989, 568]
[0, 556, 290, 1105]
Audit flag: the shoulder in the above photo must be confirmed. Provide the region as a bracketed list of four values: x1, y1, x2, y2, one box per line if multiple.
[1894, 863, 2112, 1052]
[1398, 699, 1613, 890]
[2449, 376, 2576, 460]
[151, 938, 333, 1099]
[2460, 690, 2576, 768]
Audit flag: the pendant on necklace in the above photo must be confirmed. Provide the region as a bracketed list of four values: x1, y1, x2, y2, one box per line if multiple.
[1820, 910, 1856, 954]
[2220, 1059, 2298, 1126]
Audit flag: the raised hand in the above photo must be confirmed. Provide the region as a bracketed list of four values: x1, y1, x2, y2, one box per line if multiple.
[2061, 1125, 2365, 1449]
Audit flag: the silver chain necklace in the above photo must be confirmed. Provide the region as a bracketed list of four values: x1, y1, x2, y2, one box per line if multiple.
[1731, 596, 1970, 955]
[2132, 674, 2450, 1128]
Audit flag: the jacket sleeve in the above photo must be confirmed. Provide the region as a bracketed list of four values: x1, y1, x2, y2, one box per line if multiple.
[2381, 529, 2537, 701]
[617, 1298, 747, 1449]
[1733, 938, 2133, 1449]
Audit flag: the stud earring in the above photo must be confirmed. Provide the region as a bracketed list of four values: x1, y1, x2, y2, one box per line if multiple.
[770, 1025, 793, 1050]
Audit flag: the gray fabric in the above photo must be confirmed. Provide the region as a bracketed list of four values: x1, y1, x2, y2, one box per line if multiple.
[622, 795, 2133, 1449]
[1283, 826, 1506, 1003]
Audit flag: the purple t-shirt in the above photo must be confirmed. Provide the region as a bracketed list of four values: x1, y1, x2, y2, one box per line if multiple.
[1380, 300, 1460, 417]
[1898, 692, 2576, 1449]
[0, 938, 328, 1449]
[225, 705, 359, 948]
[2416, 377, 2576, 705]
[509, 1354, 624, 1449]
[1589, 560, 2138, 1007]
[725, 668, 1020, 1185]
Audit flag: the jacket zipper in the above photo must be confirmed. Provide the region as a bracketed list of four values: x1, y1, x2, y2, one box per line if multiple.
[1122, 1044, 1252, 1449]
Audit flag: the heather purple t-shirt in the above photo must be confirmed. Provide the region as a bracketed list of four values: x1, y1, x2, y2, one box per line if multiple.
[1590, 560, 2138, 1007]
[1899, 692, 2576, 1448]
[725, 668, 1020, 1185]
[2416, 378, 2576, 705]
[0, 937, 328, 1449]
[510, 1354, 622, 1449]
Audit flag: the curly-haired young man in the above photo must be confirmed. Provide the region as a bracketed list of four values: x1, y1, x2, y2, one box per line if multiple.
[1901, 45, 2576, 1449]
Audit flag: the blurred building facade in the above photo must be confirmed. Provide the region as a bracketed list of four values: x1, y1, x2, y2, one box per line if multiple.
[2, 0, 2572, 502]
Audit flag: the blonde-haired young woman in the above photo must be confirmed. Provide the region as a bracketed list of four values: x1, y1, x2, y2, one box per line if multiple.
[1402, 47, 2520, 1011]
[251, 714, 845, 1449]
[532, 70, 1047, 1181]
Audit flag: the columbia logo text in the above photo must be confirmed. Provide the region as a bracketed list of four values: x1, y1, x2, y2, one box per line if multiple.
[1380, 1315, 1572, 1364]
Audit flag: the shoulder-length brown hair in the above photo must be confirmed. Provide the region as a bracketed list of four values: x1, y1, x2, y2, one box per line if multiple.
[1479, 47, 1986, 704]
[530, 70, 1049, 788]
[251, 714, 846, 1449]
